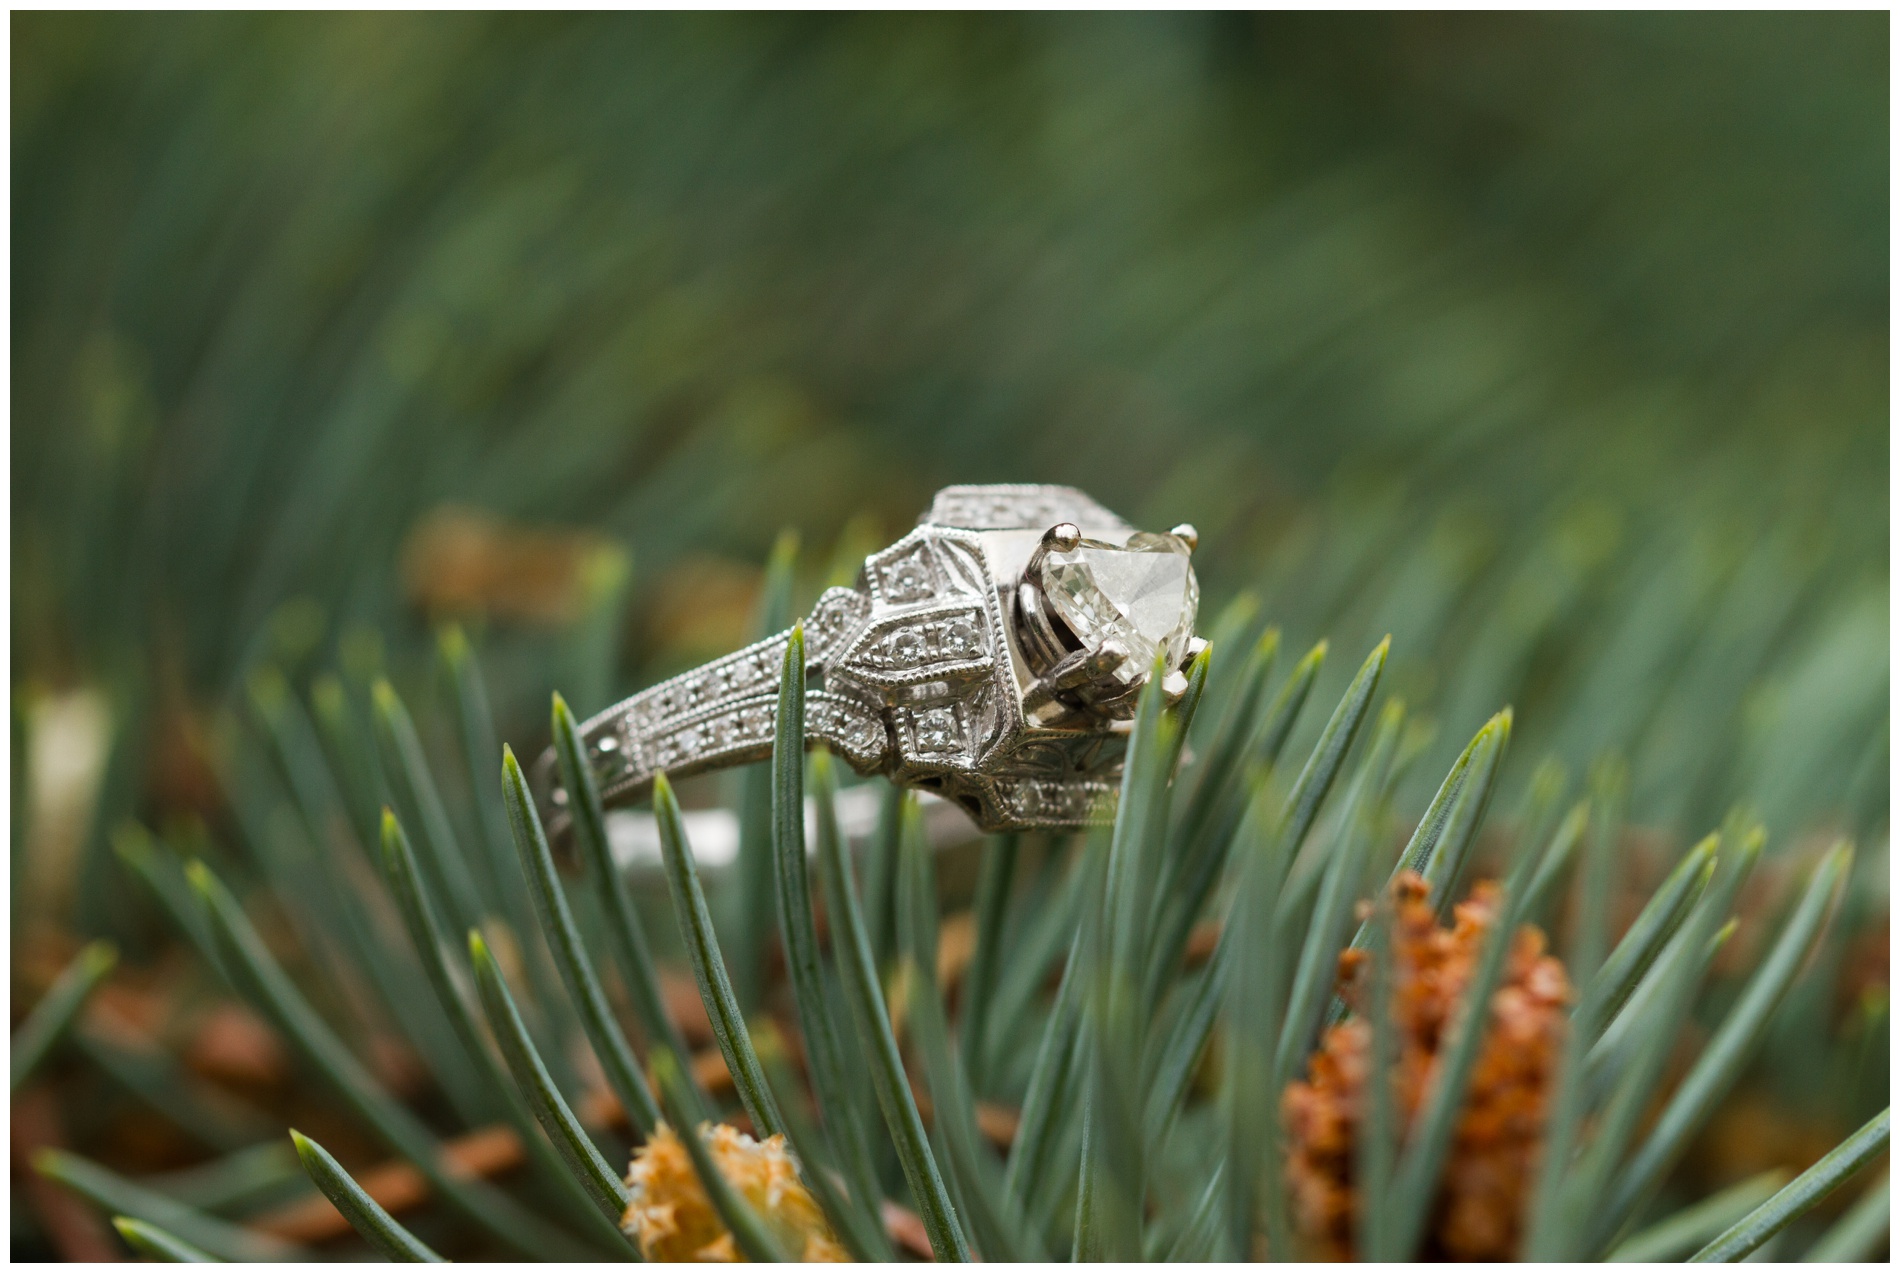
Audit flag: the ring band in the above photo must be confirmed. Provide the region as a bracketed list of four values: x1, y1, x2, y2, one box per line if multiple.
[533, 484, 1202, 840]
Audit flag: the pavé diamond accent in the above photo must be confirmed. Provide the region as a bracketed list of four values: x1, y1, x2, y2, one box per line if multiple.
[922, 485, 1132, 532]
[535, 486, 1202, 841]
[914, 707, 960, 753]
[942, 617, 979, 656]
[883, 550, 934, 602]
[844, 603, 992, 685]
[891, 629, 926, 666]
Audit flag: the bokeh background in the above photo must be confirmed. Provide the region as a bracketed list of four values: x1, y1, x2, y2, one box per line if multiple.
[10, 10, 1889, 1256]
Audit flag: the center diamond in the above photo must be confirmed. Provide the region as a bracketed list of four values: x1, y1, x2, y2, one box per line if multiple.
[1039, 531, 1199, 685]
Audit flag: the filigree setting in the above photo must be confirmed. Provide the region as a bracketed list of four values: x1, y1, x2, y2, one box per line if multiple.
[538, 484, 1185, 837]
[841, 603, 992, 686]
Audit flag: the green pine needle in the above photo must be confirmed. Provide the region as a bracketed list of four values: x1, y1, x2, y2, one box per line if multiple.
[1603, 843, 1855, 1243]
[551, 692, 705, 1115]
[39, 546, 1883, 1266]
[11, 939, 116, 1092]
[1691, 1107, 1891, 1263]
[1608, 1169, 1788, 1262]
[1801, 1169, 1890, 1263]
[177, 857, 589, 1260]
[651, 771, 787, 1140]
[768, 628, 881, 1220]
[813, 783, 970, 1262]
[112, 1217, 220, 1263]
[649, 1049, 787, 1262]
[500, 743, 662, 1134]
[289, 1131, 447, 1262]
[466, 930, 633, 1229]
[380, 808, 634, 1248]
[36, 1148, 301, 1262]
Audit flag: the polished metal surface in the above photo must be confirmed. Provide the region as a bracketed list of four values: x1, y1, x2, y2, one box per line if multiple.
[532, 484, 1203, 839]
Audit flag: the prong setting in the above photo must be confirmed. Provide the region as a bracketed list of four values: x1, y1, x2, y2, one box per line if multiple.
[1014, 522, 1200, 722]
[535, 485, 1202, 839]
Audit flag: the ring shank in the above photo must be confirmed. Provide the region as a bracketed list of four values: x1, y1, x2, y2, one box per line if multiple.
[532, 625, 889, 842]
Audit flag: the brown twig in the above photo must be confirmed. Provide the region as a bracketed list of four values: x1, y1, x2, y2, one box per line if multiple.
[882, 1198, 936, 1260]
[907, 1084, 1021, 1153]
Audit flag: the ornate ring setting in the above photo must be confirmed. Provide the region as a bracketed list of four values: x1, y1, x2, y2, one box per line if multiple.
[533, 484, 1203, 836]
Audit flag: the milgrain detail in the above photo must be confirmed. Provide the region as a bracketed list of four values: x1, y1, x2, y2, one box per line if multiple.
[843, 603, 993, 686]
[863, 530, 993, 610]
[877, 547, 939, 605]
[534, 617, 893, 832]
[807, 586, 872, 653]
[610, 598, 870, 742]
[587, 690, 887, 808]
[992, 775, 1119, 824]
[536, 485, 1185, 837]
[920, 484, 1133, 534]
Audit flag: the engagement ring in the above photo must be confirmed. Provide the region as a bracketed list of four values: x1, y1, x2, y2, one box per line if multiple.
[534, 484, 1203, 836]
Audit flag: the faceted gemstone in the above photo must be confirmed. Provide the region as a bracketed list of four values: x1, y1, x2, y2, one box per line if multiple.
[1039, 531, 1198, 685]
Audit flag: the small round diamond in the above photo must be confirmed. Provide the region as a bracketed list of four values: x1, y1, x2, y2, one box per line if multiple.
[890, 629, 926, 666]
[886, 554, 932, 600]
[913, 707, 959, 753]
[941, 618, 979, 657]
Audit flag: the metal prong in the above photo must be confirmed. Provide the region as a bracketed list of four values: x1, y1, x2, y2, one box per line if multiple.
[1160, 670, 1190, 699]
[1023, 647, 1092, 712]
[1018, 523, 1086, 673]
[1182, 635, 1209, 669]
[1169, 523, 1199, 553]
[1089, 640, 1130, 678]
[1021, 639, 1131, 714]
[1022, 671, 1069, 714]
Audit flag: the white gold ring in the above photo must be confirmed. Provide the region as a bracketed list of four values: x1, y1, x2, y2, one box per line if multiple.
[534, 484, 1203, 836]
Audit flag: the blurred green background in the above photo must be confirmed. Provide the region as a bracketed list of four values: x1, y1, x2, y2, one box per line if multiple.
[8, 11, 1887, 1255]
[16, 11, 1886, 839]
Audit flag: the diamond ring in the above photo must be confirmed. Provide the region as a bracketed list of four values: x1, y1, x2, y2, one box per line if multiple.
[533, 484, 1203, 837]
